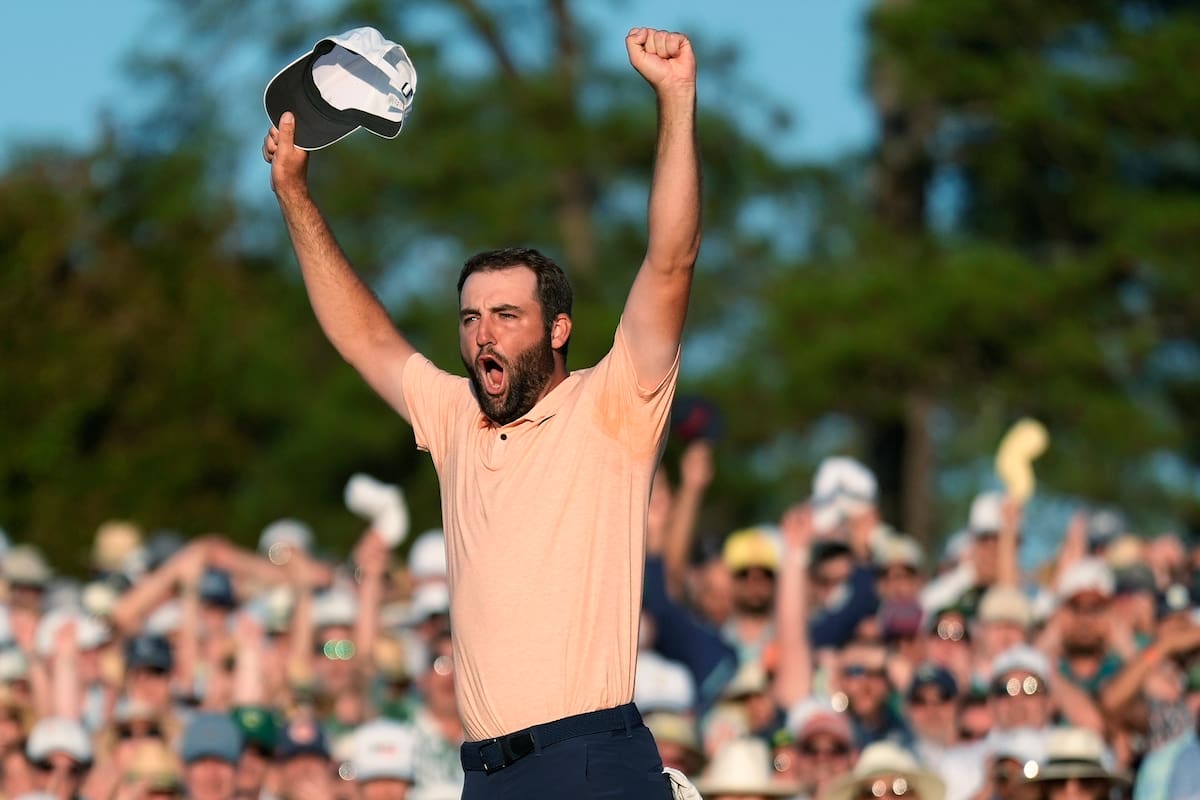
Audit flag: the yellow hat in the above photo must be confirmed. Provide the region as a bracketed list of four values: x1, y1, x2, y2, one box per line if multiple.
[93, 520, 143, 573]
[722, 527, 780, 573]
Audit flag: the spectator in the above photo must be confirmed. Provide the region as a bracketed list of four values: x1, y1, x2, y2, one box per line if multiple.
[25, 717, 91, 800]
[123, 634, 175, 719]
[834, 638, 913, 751]
[644, 712, 706, 777]
[824, 741, 945, 800]
[773, 697, 856, 799]
[975, 587, 1034, 675]
[694, 736, 800, 799]
[180, 712, 243, 800]
[906, 663, 961, 764]
[350, 719, 416, 800]
[124, 738, 186, 800]
[1050, 559, 1126, 698]
[1028, 727, 1129, 800]
[721, 527, 780, 666]
[274, 715, 335, 800]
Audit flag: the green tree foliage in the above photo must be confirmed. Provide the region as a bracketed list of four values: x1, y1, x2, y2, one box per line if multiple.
[1, 0, 812, 569]
[708, 0, 1200, 545]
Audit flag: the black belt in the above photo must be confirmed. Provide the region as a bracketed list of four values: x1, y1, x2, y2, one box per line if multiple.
[461, 703, 643, 773]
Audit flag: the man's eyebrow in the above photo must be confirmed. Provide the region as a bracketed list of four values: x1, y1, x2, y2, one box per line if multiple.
[459, 303, 524, 318]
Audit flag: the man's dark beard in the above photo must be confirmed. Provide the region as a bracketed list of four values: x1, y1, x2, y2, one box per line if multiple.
[1062, 637, 1105, 658]
[465, 331, 556, 425]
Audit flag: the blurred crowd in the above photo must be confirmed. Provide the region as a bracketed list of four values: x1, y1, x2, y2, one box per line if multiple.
[1, 443, 1199, 800]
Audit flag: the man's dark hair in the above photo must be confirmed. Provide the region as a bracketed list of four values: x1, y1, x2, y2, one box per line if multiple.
[457, 247, 574, 359]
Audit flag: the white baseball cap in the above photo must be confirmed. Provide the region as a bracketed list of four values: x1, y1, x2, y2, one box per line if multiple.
[258, 518, 314, 563]
[993, 644, 1051, 682]
[313, 587, 358, 630]
[1056, 558, 1115, 602]
[407, 529, 447, 581]
[811, 457, 877, 533]
[264, 27, 417, 150]
[634, 650, 696, 714]
[27, 717, 92, 764]
[352, 720, 416, 783]
[968, 491, 1004, 535]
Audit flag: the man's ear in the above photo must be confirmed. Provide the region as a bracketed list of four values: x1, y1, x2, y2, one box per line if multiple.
[550, 314, 572, 350]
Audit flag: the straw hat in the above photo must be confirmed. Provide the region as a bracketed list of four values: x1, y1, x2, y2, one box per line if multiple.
[1028, 727, 1129, 785]
[694, 737, 800, 798]
[824, 742, 945, 800]
[125, 739, 184, 793]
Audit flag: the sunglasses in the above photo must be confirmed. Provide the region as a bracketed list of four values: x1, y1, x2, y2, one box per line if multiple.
[733, 568, 775, 580]
[843, 664, 887, 679]
[316, 640, 356, 660]
[991, 676, 1043, 698]
[118, 726, 163, 741]
[1066, 601, 1108, 616]
[32, 761, 89, 778]
[857, 777, 912, 799]
[934, 620, 968, 642]
[799, 741, 851, 758]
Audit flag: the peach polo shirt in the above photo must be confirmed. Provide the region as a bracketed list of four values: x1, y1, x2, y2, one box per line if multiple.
[402, 323, 679, 740]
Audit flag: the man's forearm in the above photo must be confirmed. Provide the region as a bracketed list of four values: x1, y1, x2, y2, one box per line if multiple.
[645, 90, 701, 273]
[277, 190, 398, 366]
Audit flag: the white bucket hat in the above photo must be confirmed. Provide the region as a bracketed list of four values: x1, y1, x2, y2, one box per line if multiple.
[824, 742, 945, 800]
[693, 737, 800, 798]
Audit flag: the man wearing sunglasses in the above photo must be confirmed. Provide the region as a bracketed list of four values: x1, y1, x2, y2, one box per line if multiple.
[775, 699, 858, 800]
[835, 640, 913, 752]
[906, 664, 961, 766]
[25, 716, 92, 800]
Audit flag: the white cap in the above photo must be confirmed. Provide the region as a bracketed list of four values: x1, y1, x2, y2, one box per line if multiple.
[993, 644, 1050, 682]
[407, 529, 447, 581]
[977, 586, 1034, 629]
[873, 532, 923, 570]
[313, 587, 358, 630]
[27, 717, 92, 764]
[258, 519, 314, 564]
[989, 727, 1046, 766]
[634, 650, 696, 714]
[35, 609, 110, 657]
[406, 582, 450, 625]
[352, 720, 416, 783]
[81, 581, 119, 618]
[264, 27, 417, 151]
[144, 600, 183, 637]
[811, 457, 877, 534]
[0, 648, 30, 682]
[968, 491, 1004, 535]
[3, 545, 52, 587]
[1056, 558, 1114, 602]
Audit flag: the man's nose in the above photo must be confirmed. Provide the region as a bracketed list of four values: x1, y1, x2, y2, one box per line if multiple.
[475, 316, 494, 346]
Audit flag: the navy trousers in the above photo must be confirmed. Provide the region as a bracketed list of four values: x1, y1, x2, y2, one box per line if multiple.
[460, 706, 674, 799]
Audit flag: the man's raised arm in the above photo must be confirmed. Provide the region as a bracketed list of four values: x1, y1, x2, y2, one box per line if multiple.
[263, 112, 417, 422]
[621, 28, 702, 388]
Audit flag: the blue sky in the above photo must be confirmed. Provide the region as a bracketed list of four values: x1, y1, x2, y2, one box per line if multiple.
[0, 0, 875, 163]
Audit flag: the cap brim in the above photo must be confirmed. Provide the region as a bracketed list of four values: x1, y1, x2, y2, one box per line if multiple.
[264, 50, 358, 151]
[694, 781, 799, 797]
[1031, 764, 1129, 784]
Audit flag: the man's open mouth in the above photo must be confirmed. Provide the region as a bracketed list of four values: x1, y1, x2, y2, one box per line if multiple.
[478, 353, 506, 396]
